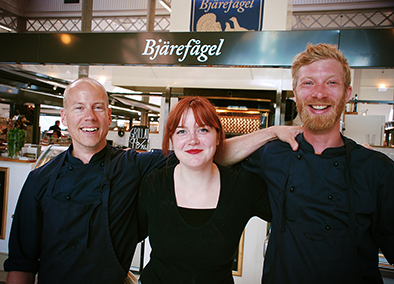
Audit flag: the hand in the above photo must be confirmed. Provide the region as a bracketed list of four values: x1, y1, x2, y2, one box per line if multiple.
[361, 142, 374, 150]
[271, 126, 303, 151]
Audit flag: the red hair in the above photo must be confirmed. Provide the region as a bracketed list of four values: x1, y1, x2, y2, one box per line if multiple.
[162, 96, 225, 158]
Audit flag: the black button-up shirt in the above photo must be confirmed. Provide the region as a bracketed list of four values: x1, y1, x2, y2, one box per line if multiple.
[5, 144, 171, 276]
[242, 134, 394, 283]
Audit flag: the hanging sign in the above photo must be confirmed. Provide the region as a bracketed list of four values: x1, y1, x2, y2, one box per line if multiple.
[129, 126, 149, 151]
[190, 0, 264, 32]
[0, 30, 341, 66]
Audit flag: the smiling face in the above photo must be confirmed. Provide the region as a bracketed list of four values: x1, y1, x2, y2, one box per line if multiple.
[294, 58, 352, 133]
[61, 78, 112, 157]
[171, 108, 219, 170]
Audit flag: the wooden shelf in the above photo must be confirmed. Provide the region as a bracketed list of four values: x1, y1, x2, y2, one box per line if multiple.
[0, 156, 36, 163]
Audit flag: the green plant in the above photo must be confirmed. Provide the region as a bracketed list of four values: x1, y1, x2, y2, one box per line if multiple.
[7, 128, 26, 158]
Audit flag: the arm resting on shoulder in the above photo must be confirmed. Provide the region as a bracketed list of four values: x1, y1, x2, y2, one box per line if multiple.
[6, 271, 35, 284]
[216, 125, 303, 167]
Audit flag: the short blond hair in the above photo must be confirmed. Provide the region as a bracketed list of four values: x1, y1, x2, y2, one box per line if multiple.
[292, 43, 351, 90]
[63, 77, 108, 108]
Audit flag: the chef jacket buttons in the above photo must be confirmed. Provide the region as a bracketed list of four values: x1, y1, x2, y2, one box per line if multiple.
[328, 195, 333, 200]
[290, 187, 295, 192]
[297, 154, 302, 160]
[325, 225, 331, 230]
[100, 162, 105, 167]
[66, 196, 71, 200]
[334, 162, 339, 166]
[69, 166, 73, 170]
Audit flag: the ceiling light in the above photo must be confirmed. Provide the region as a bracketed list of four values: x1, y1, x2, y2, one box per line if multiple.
[99, 76, 106, 84]
[109, 105, 139, 114]
[61, 34, 72, 45]
[0, 24, 12, 32]
[378, 84, 387, 92]
[159, 0, 172, 12]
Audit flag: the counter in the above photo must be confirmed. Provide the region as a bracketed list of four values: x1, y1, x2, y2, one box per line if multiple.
[0, 157, 36, 265]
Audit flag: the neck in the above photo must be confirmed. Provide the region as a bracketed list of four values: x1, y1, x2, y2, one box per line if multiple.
[174, 162, 220, 209]
[303, 123, 343, 154]
[176, 162, 217, 184]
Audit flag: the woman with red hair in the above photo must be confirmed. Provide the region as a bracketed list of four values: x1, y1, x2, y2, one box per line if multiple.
[138, 97, 298, 284]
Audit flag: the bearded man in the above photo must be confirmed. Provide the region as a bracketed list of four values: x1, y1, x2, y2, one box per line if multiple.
[238, 43, 394, 283]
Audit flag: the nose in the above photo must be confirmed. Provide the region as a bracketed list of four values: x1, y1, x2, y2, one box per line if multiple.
[312, 83, 327, 99]
[188, 132, 200, 145]
[84, 108, 98, 120]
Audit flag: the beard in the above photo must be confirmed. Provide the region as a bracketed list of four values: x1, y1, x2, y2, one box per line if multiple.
[296, 94, 347, 132]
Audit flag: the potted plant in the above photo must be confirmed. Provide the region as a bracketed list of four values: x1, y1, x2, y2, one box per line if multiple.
[7, 115, 28, 158]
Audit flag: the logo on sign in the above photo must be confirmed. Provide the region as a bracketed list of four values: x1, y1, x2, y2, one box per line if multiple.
[190, 0, 264, 32]
[142, 38, 225, 63]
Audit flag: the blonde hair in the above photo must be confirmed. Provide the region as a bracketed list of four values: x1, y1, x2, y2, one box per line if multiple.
[292, 43, 351, 90]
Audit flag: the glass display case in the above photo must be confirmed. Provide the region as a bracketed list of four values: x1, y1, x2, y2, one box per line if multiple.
[33, 145, 68, 169]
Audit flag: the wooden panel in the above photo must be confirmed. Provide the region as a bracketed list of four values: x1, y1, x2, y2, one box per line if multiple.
[0, 167, 9, 239]
[0, 0, 29, 15]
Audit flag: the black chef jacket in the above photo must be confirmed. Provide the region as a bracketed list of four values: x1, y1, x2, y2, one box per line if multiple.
[242, 134, 394, 284]
[4, 144, 171, 282]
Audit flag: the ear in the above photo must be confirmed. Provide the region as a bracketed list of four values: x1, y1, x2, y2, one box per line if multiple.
[60, 108, 67, 127]
[108, 107, 112, 126]
[293, 89, 297, 102]
[345, 86, 353, 102]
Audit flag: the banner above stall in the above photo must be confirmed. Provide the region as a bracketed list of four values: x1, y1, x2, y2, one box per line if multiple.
[0, 29, 393, 68]
[190, 0, 264, 32]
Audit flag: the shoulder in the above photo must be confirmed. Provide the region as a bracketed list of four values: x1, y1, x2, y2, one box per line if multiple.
[31, 150, 66, 178]
[244, 139, 292, 169]
[346, 138, 393, 165]
[255, 138, 293, 156]
[140, 164, 177, 198]
[345, 138, 394, 179]
[144, 163, 176, 182]
[22, 150, 66, 197]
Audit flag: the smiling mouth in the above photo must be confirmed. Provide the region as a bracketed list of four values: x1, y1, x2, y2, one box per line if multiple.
[186, 149, 203, 154]
[310, 105, 330, 110]
[81, 127, 98, 132]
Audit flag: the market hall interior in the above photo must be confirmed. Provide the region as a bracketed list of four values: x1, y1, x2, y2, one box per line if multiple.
[0, 0, 393, 283]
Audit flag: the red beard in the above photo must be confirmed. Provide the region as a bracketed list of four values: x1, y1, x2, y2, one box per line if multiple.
[296, 95, 346, 132]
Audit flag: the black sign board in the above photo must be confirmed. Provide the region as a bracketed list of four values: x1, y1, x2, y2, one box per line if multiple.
[0, 29, 393, 67]
[129, 126, 149, 151]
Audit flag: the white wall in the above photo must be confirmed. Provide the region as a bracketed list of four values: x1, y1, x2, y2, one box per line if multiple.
[234, 218, 268, 284]
[0, 161, 35, 256]
[356, 88, 393, 121]
[356, 69, 394, 122]
[262, 0, 292, 30]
